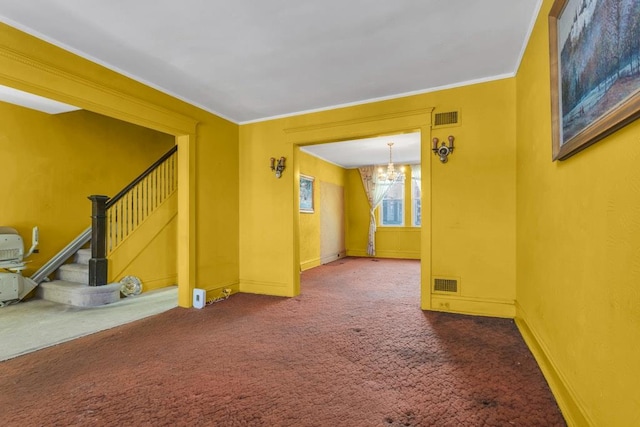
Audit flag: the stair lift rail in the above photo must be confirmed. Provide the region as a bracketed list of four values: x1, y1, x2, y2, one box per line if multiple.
[30, 226, 91, 285]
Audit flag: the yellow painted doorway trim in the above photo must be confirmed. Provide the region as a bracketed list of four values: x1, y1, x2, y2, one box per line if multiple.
[0, 26, 198, 307]
[284, 107, 433, 309]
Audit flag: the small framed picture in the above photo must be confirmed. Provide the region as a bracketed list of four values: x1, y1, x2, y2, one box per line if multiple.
[299, 174, 314, 213]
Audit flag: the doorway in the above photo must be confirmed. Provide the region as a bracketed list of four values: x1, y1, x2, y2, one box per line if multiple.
[297, 131, 423, 295]
[0, 48, 198, 308]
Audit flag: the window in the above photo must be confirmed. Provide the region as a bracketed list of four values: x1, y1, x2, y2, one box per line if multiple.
[411, 165, 421, 226]
[378, 165, 421, 227]
[381, 179, 404, 226]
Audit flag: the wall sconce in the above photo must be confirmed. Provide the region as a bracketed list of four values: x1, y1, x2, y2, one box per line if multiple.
[432, 135, 455, 163]
[270, 156, 286, 178]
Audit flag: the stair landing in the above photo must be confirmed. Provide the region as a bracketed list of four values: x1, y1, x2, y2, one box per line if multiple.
[38, 281, 121, 307]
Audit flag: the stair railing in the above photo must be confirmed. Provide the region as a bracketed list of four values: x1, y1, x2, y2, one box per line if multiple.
[89, 145, 178, 286]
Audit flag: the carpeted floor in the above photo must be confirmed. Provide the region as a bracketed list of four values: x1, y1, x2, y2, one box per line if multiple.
[1, 257, 565, 426]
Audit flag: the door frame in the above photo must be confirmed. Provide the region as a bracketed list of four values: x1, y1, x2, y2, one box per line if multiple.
[0, 37, 198, 307]
[285, 107, 434, 308]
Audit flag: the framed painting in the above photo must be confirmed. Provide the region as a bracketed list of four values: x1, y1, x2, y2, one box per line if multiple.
[549, 0, 640, 160]
[299, 174, 314, 213]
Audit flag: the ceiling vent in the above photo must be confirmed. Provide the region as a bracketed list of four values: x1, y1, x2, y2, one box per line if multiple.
[432, 110, 460, 129]
[433, 277, 460, 295]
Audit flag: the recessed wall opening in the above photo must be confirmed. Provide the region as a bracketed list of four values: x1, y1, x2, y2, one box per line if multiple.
[1, 85, 180, 309]
[297, 131, 422, 295]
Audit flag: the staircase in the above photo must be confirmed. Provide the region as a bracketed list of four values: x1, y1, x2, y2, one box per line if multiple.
[30, 146, 177, 308]
[37, 248, 120, 307]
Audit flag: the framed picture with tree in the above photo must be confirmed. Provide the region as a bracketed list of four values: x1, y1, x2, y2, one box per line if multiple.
[549, 0, 640, 160]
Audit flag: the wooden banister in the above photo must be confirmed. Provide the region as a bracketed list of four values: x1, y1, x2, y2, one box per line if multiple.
[106, 145, 177, 209]
[89, 145, 178, 286]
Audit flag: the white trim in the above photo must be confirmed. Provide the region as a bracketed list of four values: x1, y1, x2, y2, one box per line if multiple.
[513, 0, 544, 75]
[0, 16, 237, 124]
[1, 14, 524, 126]
[241, 74, 515, 125]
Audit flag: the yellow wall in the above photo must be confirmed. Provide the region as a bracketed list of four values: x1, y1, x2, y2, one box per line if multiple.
[108, 192, 178, 291]
[429, 80, 517, 317]
[345, 168, 372, 255]
[0, 23, 240, 304]
[298, 151, 346, 271]
[240, 80, 516, 317]
[5, 10, 638, 424]
[192, 109, 240, 296]
[515, 0, 640, 425]
[0, 103, 174, 277]
[345, 166, 420, 259]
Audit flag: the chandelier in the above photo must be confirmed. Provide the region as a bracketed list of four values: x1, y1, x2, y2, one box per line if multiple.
[377, 142, 404, 182]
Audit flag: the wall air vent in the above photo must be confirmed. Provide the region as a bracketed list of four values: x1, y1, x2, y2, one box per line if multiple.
[433, 277, 460, 294]
[433, 111, 460, 129]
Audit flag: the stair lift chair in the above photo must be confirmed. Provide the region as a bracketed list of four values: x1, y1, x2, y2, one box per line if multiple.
[0, 226, 38, 306]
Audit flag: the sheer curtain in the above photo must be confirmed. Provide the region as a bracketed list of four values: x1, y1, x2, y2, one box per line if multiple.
[411, 164, 421, 226]
[358, 166, 400, 256]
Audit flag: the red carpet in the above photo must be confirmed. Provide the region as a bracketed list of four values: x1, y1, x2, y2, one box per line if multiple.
[1, 257, 565, 426]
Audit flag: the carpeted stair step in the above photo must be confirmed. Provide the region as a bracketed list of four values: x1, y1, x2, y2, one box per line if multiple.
[37, 280, 121, 307]
[56, 263, 89, 284]
[74, 248, 92, 265]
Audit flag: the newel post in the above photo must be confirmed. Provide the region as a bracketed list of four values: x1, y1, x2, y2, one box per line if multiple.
[88, 195, 109, 286]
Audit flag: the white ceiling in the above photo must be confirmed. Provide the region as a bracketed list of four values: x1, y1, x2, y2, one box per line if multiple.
[0, 0, 542, 124]
[0, 85, 80, 114]
[301, 132, 421, 168]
